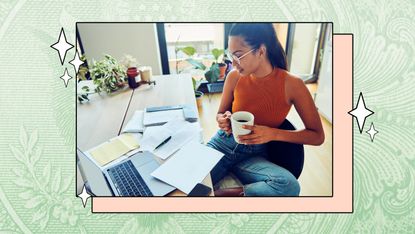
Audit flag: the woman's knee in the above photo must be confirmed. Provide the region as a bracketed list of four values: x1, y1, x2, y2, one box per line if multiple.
[244, 173, 300, 196]
[267, 173, 300, 196]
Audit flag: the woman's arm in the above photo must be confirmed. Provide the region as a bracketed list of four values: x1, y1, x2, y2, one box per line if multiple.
[217, 69, 239, 114]
[274, 76, 325, 145]
[215, 69, 240, 134]
[239, 75, 325, 146]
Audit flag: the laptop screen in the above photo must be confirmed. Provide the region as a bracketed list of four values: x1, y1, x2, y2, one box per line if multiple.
[77, 148, 113, 196]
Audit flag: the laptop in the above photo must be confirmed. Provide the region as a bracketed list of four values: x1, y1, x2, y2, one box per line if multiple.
[77, 148, 175, 196]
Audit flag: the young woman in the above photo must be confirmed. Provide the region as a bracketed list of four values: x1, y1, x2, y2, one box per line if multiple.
[207, 23, 325, 196]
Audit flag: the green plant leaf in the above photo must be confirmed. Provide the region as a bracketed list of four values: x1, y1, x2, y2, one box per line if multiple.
[212, 48, 224, 62]
[205, 63, 220, 83]
[186, 58, 206, 70]
[179, 46, 196, 56]
[90, 54, 126, 94]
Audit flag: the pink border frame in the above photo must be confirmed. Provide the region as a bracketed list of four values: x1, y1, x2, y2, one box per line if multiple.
[91, 35, 353, 213]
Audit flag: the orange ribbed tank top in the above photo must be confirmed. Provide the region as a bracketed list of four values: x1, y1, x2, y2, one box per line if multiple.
[232, 68, 291, 128]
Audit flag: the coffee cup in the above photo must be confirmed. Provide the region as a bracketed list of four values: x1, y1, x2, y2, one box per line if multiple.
[230, 111, 254, 143]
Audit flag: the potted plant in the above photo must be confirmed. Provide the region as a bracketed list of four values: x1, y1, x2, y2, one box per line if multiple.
[175, 45, 207, 105]
[211, 48, 227, 79]
[176, 46, 206, 73]
[89, 54, 127, 94]
[204, 63, 225, 93]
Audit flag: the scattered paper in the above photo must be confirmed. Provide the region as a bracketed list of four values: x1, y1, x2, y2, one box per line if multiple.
[153, 128, 200, 160]
[141, 119, 192, 151]
[151, 141, 224, 194]
[143, 109, 184, 126]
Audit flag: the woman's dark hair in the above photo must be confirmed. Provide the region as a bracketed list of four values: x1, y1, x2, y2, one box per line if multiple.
[228, 23, 287, 70]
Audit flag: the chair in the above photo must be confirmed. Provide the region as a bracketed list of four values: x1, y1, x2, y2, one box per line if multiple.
[266, 119, 304, 179]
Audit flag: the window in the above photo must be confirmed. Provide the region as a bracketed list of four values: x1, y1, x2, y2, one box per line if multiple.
[162, 23, 225, 79]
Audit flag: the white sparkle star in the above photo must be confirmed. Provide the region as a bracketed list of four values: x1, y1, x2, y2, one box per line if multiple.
[60, 68, 72, 87]
[78, 184, 91, 208]
[69, 51, 84, 74]
[348, 92, 374, 133]
[51, 28, 74, 65]
[366, 122, 378, 142]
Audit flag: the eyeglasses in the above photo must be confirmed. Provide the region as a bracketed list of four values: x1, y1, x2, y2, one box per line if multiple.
[226, 48, 256, 65]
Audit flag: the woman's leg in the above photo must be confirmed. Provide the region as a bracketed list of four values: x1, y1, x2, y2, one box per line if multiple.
[232, 156, 300, 196]
[206, 130, 250, 185]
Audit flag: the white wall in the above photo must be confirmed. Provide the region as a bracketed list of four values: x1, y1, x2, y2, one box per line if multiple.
[290, 24, 320, 75]
[77, 23, 162, 75]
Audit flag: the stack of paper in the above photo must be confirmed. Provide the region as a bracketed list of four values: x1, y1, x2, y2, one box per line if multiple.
[89, 133, 140, 166]
[122, 110, 145, 133]
[151, 141, 224, 194]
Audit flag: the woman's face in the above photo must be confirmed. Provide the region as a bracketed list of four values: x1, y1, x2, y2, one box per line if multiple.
[228, 36, 261, 76]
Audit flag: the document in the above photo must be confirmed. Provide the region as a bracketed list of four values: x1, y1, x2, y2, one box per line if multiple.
[153, 126, 201, 159]
[151, 141, 224, 194]
[89, 133, 140, 166]
[141, 119, 202, 159]
[140, 125, 170, 152]
[122, 110, 145, 133]
[143, 109, 184, 126]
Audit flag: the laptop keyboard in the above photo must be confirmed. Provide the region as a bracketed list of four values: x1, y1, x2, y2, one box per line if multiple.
[107, 161, 153, 196]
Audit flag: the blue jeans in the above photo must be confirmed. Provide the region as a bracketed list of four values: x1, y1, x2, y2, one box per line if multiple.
[207, 129, 300, 196]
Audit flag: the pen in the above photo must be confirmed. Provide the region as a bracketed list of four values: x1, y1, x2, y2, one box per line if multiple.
[154, 136, 172, 150]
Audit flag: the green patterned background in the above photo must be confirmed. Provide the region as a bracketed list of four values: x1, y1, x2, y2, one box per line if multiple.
[0, 0, 414, 233]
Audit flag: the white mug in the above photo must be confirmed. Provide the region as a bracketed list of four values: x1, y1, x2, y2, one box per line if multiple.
[230, 111, 254, 143]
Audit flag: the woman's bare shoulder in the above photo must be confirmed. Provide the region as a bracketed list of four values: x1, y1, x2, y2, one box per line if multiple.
[224, 69, 241, 87]
[283, 70, 308, 103]
[284, 71, 303, 87]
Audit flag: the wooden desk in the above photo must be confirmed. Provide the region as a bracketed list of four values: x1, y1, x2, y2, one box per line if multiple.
[77, 88, 132, 151]
[77, 74, 214, 196]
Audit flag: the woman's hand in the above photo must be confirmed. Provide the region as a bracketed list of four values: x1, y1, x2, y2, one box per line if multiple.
[216, 111, 232, 135]
[237, 124, 276, 145]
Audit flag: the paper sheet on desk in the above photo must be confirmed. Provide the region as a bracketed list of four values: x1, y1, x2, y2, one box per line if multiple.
[151, 141, 224, 194]
[122, 110, 145, 133]
[140, 119, 199, 153]
[143, 109, 184, 126]
[153, 126, 201, 159]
